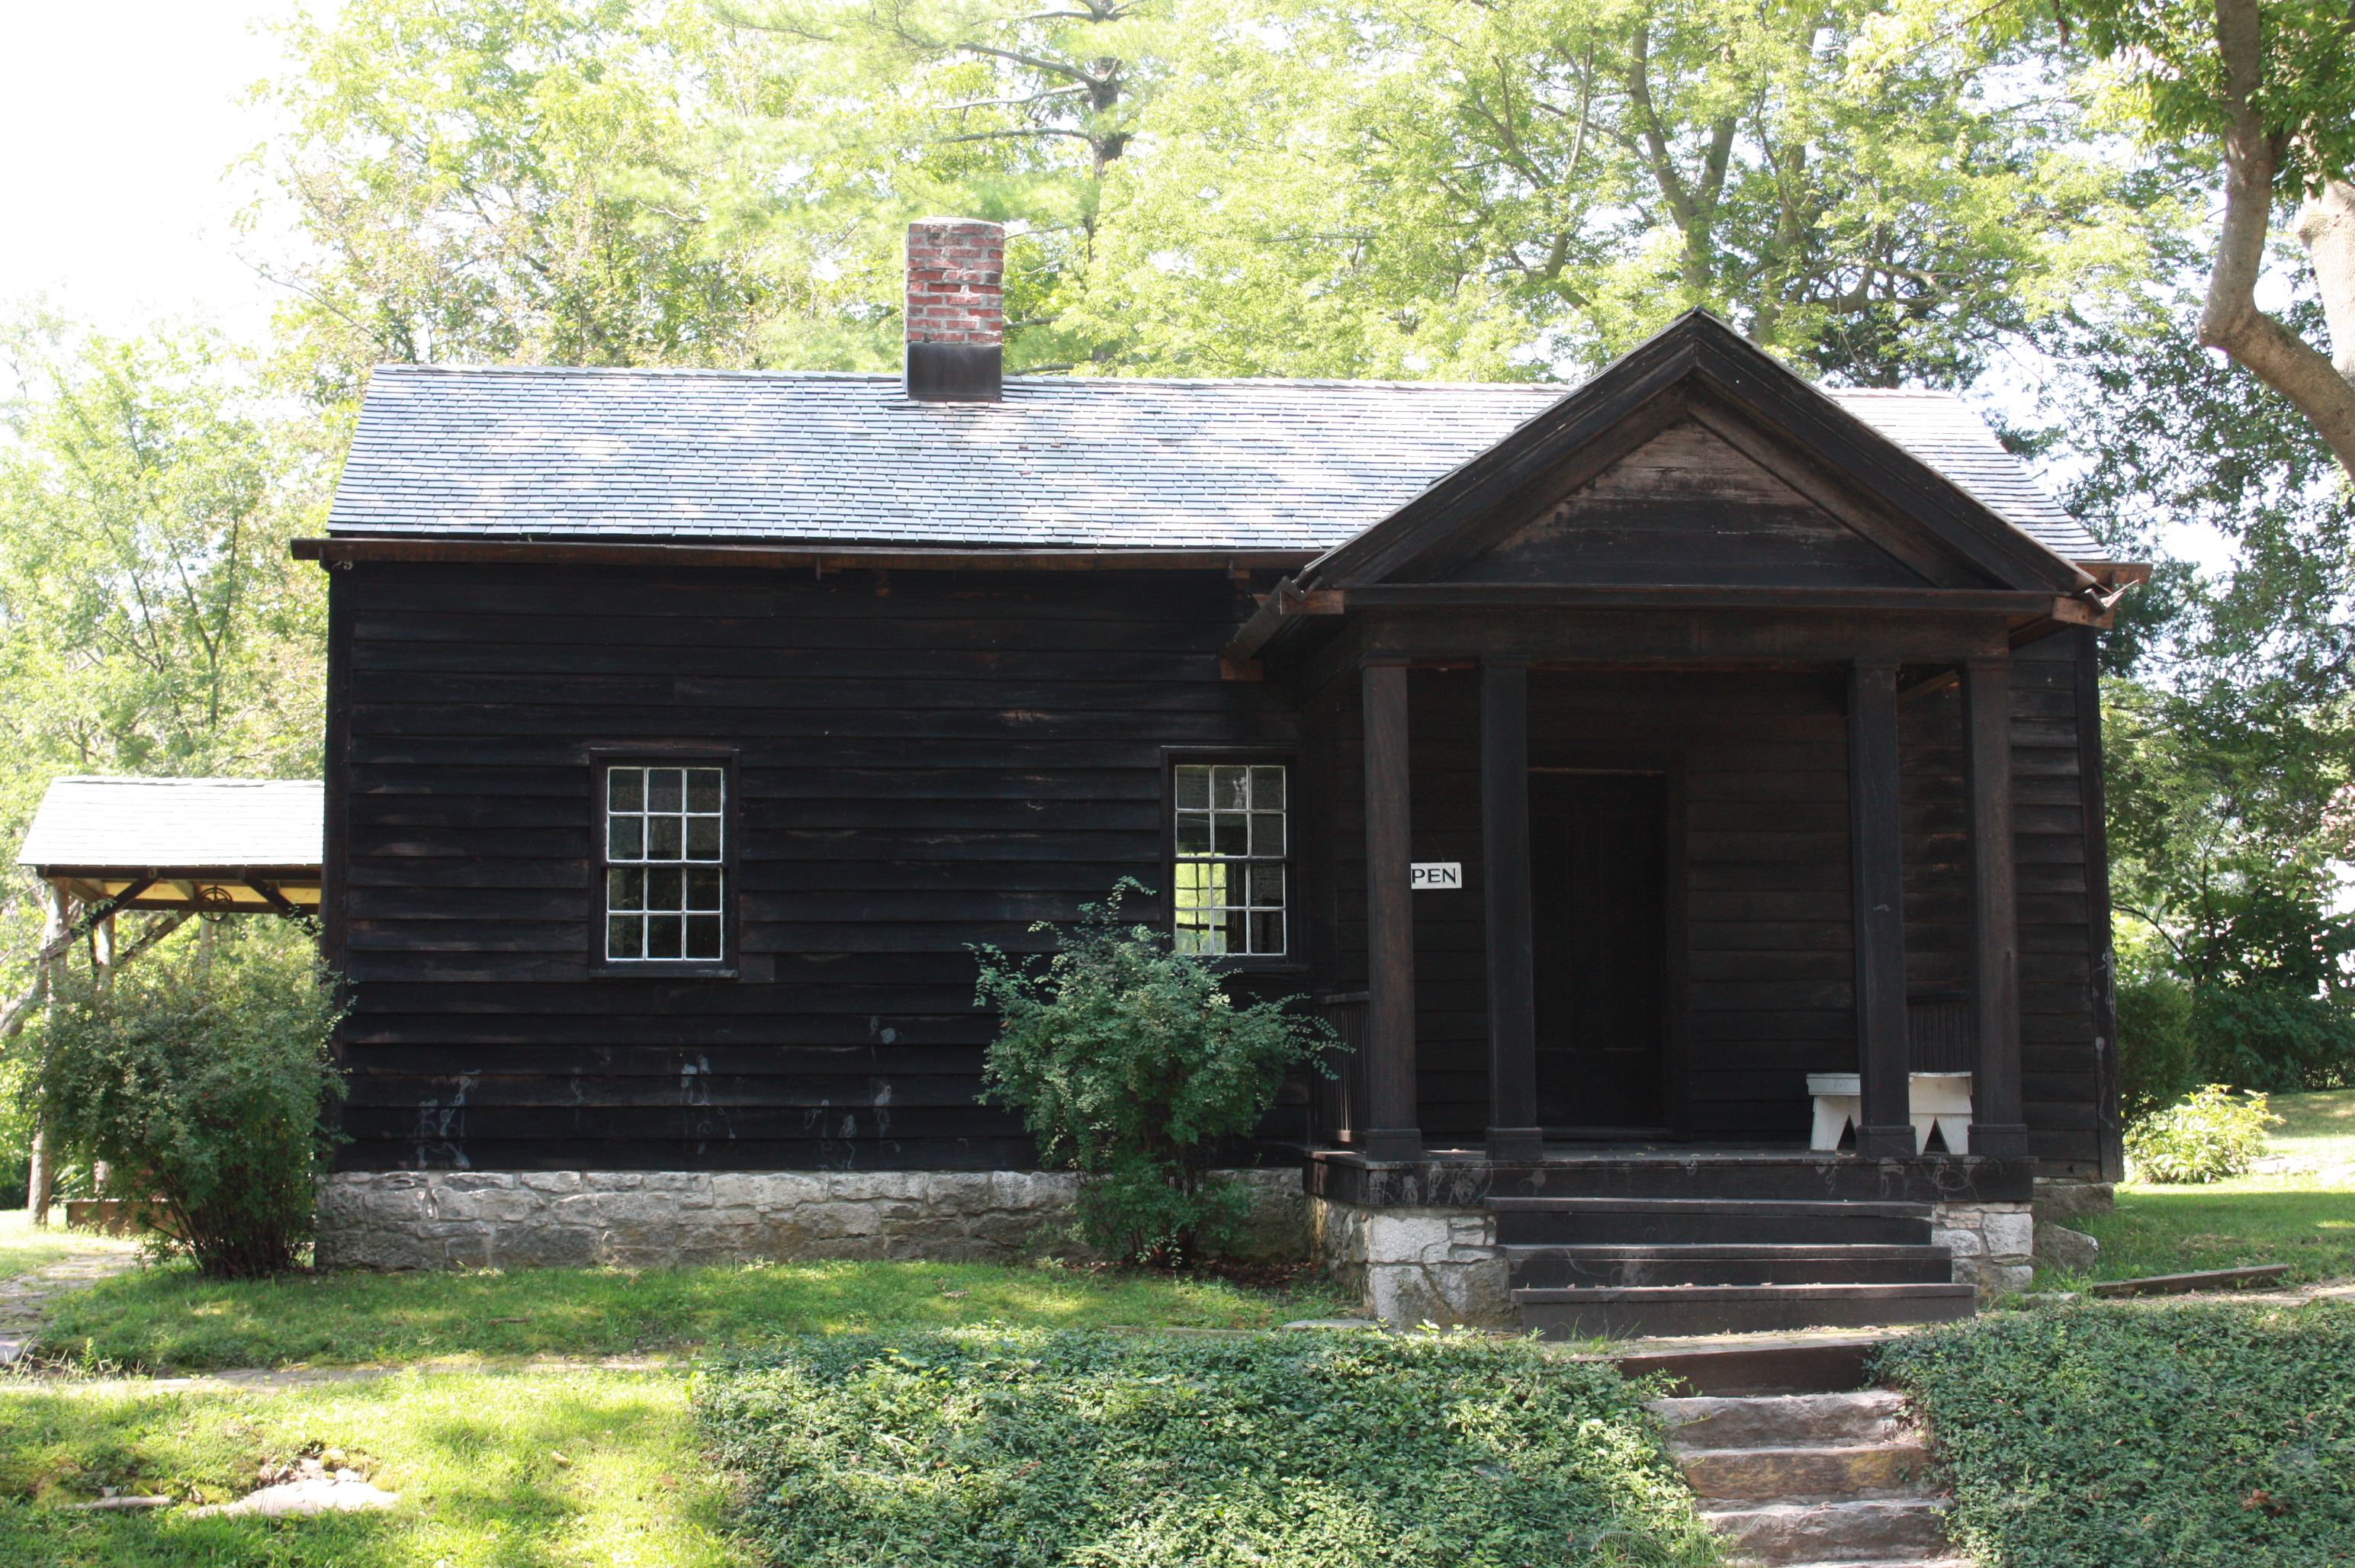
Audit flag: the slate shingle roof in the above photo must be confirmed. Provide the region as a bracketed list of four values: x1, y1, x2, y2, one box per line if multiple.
[329, 365, 2106, 564]
[18, 777, 323, 870]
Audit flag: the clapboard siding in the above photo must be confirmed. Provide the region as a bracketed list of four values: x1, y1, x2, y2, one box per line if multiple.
[332, 562, 1298, 1172]
[330, 557, 2112, 1179]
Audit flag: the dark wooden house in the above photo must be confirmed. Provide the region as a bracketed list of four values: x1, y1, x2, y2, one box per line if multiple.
[302, 218, 2141, 1332]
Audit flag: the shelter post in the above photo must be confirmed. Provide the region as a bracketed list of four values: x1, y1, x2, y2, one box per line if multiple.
[1964, 657, 2030, 1160]
[1362, 657, 1422, 1162]
[1480, 657, 1544, 1161]
[1850, 660, 1916, 1158]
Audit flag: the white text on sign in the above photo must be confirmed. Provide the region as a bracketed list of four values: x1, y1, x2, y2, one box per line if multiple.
[1410, 863, 1462, 890]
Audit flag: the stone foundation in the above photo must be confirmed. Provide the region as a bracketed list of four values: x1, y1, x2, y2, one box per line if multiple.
[1929, 1200, 2035, 1298]
[1309, 1197, 1509, 1327]
[315, 1168, 1307, 1272]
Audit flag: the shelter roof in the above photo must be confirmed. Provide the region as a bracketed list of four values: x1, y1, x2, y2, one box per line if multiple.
[18, 777, 323, 873]
[329, 357, 2105, 564]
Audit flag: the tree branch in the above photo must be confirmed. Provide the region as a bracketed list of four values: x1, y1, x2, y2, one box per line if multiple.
[2196, 0, 2355, 481]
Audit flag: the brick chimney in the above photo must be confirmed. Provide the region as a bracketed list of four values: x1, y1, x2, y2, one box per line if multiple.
[904, 217, 1004, 402]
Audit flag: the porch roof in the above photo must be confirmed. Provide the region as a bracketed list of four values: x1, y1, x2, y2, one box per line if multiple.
[18, 776, 323, 914]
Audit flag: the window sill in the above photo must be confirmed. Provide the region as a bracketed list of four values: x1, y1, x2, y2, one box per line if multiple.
[1193, 957, 1312, 977]
[589, 962, 739, 981]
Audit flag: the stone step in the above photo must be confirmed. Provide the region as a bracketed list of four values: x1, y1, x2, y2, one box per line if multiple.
[1518, 1282, 1976, 1340]
[1490, 1197, 1935, 1248]
[1701, 1499, 1953, 1563]
[1505, 1244, 1955, 1288]
[1759, 1560, 1974, 1568]
[1650, 1391, 1912, 1451]
[1675, 1441, 1936, 1505]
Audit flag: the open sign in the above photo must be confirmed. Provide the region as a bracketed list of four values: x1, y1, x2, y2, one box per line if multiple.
[1410, 863, 1463, 890]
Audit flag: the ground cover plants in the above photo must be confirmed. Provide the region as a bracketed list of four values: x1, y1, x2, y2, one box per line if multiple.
[0, 1366, 748, 1568]
[32, 1256, 1351, 1371]
[699, 1328, 1721, 1568]
[1877, 1300, 2355, 1567]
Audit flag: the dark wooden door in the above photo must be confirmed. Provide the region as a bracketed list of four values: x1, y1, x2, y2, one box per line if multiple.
[1531, 771, 1668, 1132]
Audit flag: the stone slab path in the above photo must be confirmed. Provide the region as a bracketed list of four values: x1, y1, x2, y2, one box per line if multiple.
[0, 1237, 143, 1367]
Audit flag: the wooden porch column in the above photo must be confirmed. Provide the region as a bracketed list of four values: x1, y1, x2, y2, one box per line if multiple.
[1481, 657, 1544, 1162]
[1849, 660, 1915, 1158]
[1362, 657, 1422, 1162]
[1963, 657, 2030, 1161]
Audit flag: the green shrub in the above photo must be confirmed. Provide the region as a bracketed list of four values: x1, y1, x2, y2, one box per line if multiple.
[2116, 968, 2198, 1117]
[1875, 1301, 2355, 1567]
[2123, 1083, 2283, 1183]
[972, 882, 1334, 1264]
[698, 1329, 1721, 1568]
[23, 924, 344, 1277]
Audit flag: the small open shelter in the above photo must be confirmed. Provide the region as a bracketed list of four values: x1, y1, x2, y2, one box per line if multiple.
[18, 776, 323, 923]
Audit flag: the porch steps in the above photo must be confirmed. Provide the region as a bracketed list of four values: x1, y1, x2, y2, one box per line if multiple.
[1494, 1198, 1975, 1339]
[1508, 1245, 1955, 1288]
[1650, 1390, 1968, 1566]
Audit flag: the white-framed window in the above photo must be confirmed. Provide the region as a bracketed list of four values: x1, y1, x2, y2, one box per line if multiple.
[605, 763, 726, 962]
[1173, 762, 1287, 956]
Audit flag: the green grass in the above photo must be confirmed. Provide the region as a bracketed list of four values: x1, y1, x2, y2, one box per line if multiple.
[2046, 1176, 2355, 1288]
[0, 1367, 749, 1567]
[0, 1213, 135, 1287]
[37, 1258, 1352, 1372]
[2269, 1086, 2355, 1165]
[699, 1328, 1722, 1568]
[1878, 1298, 2355, 1567]
[2041, 1089, 2355, 1290]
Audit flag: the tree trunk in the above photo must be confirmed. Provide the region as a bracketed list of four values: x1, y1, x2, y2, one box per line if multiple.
[2297, 177, 2355, 384]
[2196, 0, 2355, 482]
[26, 883, 70, 1227]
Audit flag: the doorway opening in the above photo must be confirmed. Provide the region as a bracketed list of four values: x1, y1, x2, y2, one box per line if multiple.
[1531, 770, 1671, 1136]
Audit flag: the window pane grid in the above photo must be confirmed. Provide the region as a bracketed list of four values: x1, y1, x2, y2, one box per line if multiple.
[1174, 763, 1287, 956]
[607, 765, 724, 962]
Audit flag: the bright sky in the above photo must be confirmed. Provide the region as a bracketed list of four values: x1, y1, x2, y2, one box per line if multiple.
[0, 0, 321, 342]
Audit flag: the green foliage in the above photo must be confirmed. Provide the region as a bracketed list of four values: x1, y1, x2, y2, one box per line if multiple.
[257, 0, 779, 400]
[23, 925, 345, 1279]
[973, 883, 1332, 1264]
[2124, 1084, 2283, 1184]
[0, 315, 331, 1017]
[1875, 1300, 2355, 1567]
[36, 1257, 1347, 1372]
[2058, 0, 2355, 201]
[2101, 671, 2355, 1094]
[1064, 0, 2157, 384]
[2116, 966, 2199, 1117]
[698, 1329, 1722, 1568]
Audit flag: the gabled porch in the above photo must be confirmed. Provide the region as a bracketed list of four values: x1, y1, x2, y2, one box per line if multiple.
[1225, 315, 2130, 1332]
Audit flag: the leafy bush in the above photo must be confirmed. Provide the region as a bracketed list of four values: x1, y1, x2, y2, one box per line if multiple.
[699, 1329, 1721, 1568]
[1876, 1301, 2355, 1567]
[2116, 968, 2199, 1117]
[2123, 1083, 2283, 1183]
[973, 883, 1334, 1264]
[23, 924, 344, 1277]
